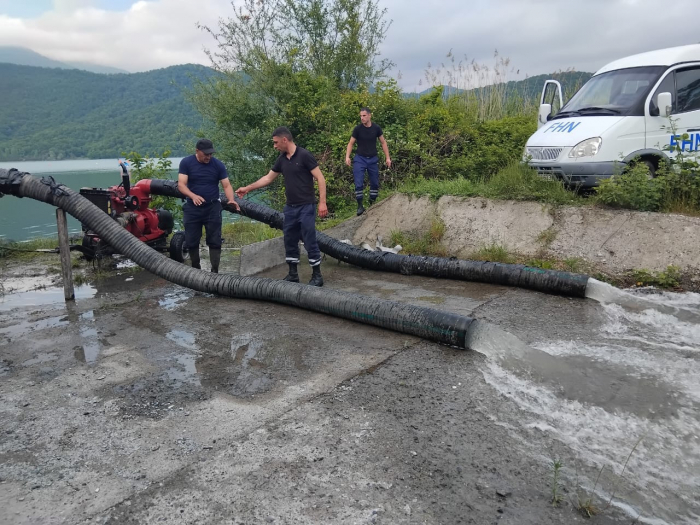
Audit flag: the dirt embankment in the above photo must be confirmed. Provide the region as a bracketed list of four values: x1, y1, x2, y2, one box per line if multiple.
[350, 194, 700, 284]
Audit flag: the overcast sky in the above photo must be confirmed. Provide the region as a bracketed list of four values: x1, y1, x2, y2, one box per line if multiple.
[0, 0, 697, 91]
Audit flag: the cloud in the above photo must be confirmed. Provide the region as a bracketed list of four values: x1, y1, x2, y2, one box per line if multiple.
[0, 0, 697, 89]
[0, 0, 229, 72]
[381, 0, 699, 91]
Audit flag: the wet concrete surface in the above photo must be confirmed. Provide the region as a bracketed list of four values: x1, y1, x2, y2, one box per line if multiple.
[1, 257, 698, 524]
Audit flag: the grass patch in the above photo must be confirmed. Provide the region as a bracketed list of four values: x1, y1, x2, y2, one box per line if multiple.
[537, 227, 557, 247]
[398, 177, 478, 201]
[628, 265, 681, 289]
[470, 243, 516, 264]
[317, 205, 358, 231]
[0, 237, 62, 260]
[221, 220, 281, 247]
[388, 217, 448, 257]
[396, 161, 583, 206]
[416, 296, 446, 305]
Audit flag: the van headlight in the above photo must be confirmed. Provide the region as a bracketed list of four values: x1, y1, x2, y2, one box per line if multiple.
[569, 137, 602, 158]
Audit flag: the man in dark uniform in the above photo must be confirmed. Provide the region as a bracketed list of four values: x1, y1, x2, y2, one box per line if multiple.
[177, 138, 239, 273]
[345, 107, 392, 216]
[235, 127, 328, 286]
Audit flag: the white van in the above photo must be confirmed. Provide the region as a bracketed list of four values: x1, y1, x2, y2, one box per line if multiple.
[524, 44, 700, 188]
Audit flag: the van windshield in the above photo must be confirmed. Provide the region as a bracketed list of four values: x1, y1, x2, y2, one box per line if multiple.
[553, 66, 666, 119]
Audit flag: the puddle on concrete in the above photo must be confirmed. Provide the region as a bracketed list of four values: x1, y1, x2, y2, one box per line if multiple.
[0, 284, 96, 312]
[159, 290, 193, 311]
[73, 310, 102, 364]
[166, 329, 197, 350]
[22, 351, 59, 367]
[154, 332, 311, 398]
[0, 314, 69, 338]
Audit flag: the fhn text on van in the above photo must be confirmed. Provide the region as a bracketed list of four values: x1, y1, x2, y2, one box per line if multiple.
[669, 134, 700, 152]
[543, 122, 582, 133]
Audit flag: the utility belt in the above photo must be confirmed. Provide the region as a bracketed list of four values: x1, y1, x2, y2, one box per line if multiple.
[186, 197, 221, 205]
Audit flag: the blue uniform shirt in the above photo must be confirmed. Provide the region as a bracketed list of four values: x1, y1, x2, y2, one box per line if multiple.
[178, 155, 228, 202]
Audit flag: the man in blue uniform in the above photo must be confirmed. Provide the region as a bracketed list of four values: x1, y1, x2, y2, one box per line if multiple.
[177, 138, 239, 273]
[236, 127, 328, 286]
[345, 107, 392, 216]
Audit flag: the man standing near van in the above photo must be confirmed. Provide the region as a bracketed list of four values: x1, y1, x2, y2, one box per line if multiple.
[236, 127, 328, 287]
[345, 107, 391, 216]
[177, 138, 239, 273]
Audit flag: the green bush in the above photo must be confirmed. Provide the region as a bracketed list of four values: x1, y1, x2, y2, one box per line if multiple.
[126, 150, 183, 224]
[596, 156, 700, 213]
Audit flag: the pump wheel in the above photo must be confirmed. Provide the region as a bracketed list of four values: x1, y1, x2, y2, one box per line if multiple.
[169, 231, 189, 263]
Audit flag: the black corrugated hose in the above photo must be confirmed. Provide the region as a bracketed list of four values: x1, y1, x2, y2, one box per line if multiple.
[148, 178, 590, 297]
[0, 169, 474, 348]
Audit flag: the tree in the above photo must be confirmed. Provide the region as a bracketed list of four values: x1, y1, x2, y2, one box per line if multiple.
[191, 0, 393, 203]
[201, 0, 392, 90]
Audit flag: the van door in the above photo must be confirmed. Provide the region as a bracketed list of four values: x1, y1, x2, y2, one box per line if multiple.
[646, 65, 700, 161]
[538, 80, 563, 128]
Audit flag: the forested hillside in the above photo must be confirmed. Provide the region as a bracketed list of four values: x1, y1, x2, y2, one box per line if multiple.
[0, 63, 217, 161]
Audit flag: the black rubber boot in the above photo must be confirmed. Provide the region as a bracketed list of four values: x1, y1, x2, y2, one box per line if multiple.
[369, 197, 376, 206]
[283, 262, 299, 283]
[356, 199, 365, 216]
[308, 265, 324, 287]
[209, 248, 221, 273]
[190, 247, 201, 270]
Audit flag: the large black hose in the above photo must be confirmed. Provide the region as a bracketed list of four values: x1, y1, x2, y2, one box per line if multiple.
[146, 178, 589, 297]
[0, 169, 474, 349]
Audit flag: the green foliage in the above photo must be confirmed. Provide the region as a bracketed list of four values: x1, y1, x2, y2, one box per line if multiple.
[397, 161, 582, 206]
[470, 243, 515, 263]
[221, 220, 281, 247]
[479, 161, 580, 204]
[596, 153, 700, 214]
[629, 266, 681, 288]
[389, 217, 448, 257]
[0, 238, 62, 260]
[526, 258, 555, 270]
[0, 63, 214, 161]
[550, 459, 564, 507]
[125, 150, 183, 223]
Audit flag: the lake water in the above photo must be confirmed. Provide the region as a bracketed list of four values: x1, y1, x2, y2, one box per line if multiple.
[0, 158, 190, 242]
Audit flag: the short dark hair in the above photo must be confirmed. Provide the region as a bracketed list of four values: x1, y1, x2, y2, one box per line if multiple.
[272, 126, 294, 141]
[360, 107, 372, 114]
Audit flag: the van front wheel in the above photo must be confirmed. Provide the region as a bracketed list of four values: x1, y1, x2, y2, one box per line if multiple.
[641, 159, 656, 179]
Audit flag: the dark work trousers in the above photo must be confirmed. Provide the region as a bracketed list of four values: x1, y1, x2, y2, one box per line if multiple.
[283, 203, 321, 267]
[183, 200, 223, 250]
[353, 154, 379, 202]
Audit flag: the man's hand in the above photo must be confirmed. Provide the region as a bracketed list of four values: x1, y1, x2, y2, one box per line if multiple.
[345, 157, 352, 167]
[191, 194, 205, 206]
[229, 200, 241, 212]
[318, 202, 328, 218]
[386, 158, 392, 169]
[235, 187, 249, 198]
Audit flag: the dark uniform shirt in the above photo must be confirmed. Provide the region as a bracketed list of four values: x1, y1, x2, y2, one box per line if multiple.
[272, 146, 319, 206]
[178, 155, 228, 202]
[352, 123, 383, 157]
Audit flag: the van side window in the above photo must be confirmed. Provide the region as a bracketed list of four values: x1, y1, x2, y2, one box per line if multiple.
[676, 67, 700, 113]
[651, 72, 675, 114]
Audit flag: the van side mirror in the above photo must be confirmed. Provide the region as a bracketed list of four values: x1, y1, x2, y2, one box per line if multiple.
[657, 92, 672, 117]
[538, 103, 552, 128]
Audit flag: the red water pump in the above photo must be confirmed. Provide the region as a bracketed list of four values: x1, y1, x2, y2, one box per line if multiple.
[78, 163, 184, 261]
